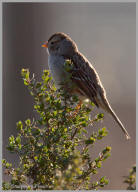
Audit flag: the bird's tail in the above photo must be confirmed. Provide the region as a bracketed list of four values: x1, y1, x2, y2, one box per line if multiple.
[100, 97, 130, 140]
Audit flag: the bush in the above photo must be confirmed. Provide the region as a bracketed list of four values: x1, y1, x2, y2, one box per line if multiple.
[124, 165, 136, 190]
[2, 65, 111, 190]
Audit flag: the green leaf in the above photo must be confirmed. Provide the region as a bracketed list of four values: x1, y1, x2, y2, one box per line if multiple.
[105, 146, 111, 152]
[2, 159, 6, 164]
[2, 182, 11, 190]
[85, 137, 96, 144]
[96, 162, 102, 168]
[21, 68, 29, 79]
[36, 82, 42, 88]
[16, 121, 23, 131]
[15, 136, 21, 144]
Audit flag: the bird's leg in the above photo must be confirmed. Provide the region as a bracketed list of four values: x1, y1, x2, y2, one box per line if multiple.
[68, 100, 82, 119]
[74, 100, 82, 114]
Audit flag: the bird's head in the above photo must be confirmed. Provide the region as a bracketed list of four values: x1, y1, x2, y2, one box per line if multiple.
[42, 32, 78, 56]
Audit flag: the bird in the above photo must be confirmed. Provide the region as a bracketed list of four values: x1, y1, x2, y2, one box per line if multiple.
[42, 32, 130, 140]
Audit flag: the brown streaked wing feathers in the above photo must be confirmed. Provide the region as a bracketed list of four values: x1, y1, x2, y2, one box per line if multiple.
[69, 52, 100, 107]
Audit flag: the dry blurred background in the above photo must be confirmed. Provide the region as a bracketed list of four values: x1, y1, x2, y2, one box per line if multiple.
[3, 2, 136, 190]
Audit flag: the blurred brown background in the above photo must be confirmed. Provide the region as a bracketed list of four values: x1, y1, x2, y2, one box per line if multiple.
[3, 2, 136, 190]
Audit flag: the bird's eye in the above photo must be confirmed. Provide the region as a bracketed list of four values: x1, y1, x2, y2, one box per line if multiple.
[51, 41, 54, 45]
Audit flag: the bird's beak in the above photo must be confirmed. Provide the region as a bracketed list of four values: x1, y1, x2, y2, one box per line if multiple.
[42, 41, 48, 48]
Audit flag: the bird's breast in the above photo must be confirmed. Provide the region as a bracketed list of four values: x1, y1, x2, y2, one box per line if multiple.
[48, 55, 68, 88]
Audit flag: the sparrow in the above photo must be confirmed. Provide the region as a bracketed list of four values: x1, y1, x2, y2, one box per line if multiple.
[42, 32, 130, 140]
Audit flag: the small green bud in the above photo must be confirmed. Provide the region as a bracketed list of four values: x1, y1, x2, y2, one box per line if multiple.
[97, 113, 104, 119]
[27, 186, 31, 190]
[5, 162, 12, 168]
[25, 119, 31, 126]
[16, 121, 23, 131]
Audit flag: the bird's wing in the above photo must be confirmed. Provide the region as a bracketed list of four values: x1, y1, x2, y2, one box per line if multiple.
[65, 53, 130, 140]
[69, 52, 104, 107]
